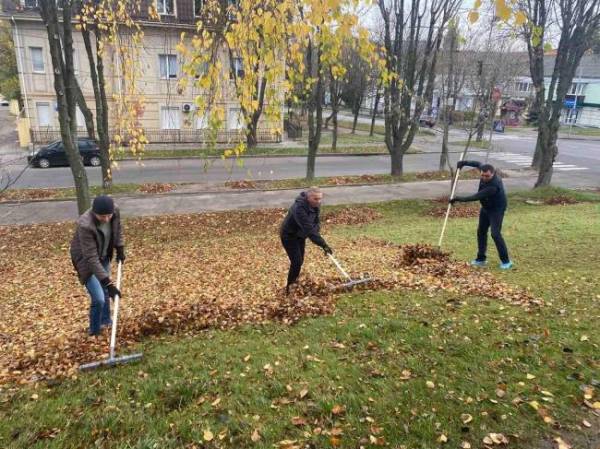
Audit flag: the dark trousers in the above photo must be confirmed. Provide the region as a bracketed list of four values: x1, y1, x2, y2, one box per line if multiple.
[281, 237, 306, 286]
[477, 208, 510, 264]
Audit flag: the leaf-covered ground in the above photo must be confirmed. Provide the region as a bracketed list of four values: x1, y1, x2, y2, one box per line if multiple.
[0, 188, 599, 449]
[0, 206, 538, 387]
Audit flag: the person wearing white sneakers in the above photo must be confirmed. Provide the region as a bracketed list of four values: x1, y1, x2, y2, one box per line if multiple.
[450, 161, 513, 270]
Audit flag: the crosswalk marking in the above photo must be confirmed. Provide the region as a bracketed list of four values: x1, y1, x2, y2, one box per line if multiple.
[469, 151, 588, 172]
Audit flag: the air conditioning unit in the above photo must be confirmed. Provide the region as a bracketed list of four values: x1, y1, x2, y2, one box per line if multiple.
[182, 103, 193, 113]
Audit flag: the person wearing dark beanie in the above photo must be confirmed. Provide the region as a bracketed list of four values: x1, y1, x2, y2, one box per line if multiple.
[70, 195, 126, 336]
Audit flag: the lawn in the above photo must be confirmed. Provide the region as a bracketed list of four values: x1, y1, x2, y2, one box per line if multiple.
[0, 187, 599, 449]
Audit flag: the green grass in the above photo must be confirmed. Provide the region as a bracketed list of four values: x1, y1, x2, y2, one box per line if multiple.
[1, 187, 600, 449]
[450, 139, 491, 149]
[115, 143, 390, 160]
[0, 183, 143, 202]
[559, 126, 600, 137]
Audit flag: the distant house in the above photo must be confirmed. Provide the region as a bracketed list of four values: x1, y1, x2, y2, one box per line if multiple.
[1, 0, 282, 146]
[509, 54, 600, 128]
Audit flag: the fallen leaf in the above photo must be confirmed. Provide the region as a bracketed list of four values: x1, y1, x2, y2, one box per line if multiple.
[251, 429, 261, 442]
[203, 430, 214, 441]
[426, 381, 435, 389]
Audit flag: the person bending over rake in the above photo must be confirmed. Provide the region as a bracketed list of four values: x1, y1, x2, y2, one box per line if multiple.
[280, 187, 333, 293]
[70, 195, 126, 336]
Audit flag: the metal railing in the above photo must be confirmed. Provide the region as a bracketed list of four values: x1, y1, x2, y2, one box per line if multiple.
[30, 128, 282, 145]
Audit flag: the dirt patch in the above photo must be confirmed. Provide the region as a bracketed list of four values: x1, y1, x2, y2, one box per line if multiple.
[323, 206, 382, 226]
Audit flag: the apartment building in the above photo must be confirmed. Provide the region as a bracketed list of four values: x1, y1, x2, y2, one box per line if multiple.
[2, 0, 282, 146]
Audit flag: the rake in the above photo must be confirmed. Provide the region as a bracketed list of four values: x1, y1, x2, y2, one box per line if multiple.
[79, 261, 143, 371]
[328, 253, 372, 288]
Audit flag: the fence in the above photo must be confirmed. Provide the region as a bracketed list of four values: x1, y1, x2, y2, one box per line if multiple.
[30, 128, 282, 145]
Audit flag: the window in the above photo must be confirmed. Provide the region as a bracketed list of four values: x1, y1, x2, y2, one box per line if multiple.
[161, 106, 180, 129]
[159, 54, 178, 79]
[568, 83, 587, 95]
[22, 0, 38, 7]
[515, 82, 530, 93]
[76, 107, 85, 128]
[194, 61, 209, 79]
[30, 47, 44, 73]
[228, 108, 244, 130]
[36, 103, 51, 127]
[156, 0, 174, 15]
[230, 57, 244, 79]
[196, 112, 208, 129]
[195, 0, 203, 16]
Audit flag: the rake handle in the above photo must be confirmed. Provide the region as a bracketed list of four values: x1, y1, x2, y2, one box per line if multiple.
[437, 166, 462, 248]
[108, 261, 123, 360]
[328, 253, 353, 282]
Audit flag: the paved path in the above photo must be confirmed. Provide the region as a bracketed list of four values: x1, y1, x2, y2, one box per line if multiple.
[0, 176, 541, 225]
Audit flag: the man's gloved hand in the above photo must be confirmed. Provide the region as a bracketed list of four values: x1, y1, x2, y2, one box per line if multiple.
[457, 160, 467, 169]
[323, 244, 333, 255]
[101, 278, 122, 298]
[116, 246, 126, 263]
[449, 197, 462, 205]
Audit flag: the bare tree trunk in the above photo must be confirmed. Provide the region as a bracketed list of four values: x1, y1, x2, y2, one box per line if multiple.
[351, 101, 360, 133]
[75, 85, 95, 140]
[306, 41, 323, 180]
[370, 88, 381, 136]
[82, 26, 112, 189]
[40, 0, 90, 213]
[390, 144, 403, 177]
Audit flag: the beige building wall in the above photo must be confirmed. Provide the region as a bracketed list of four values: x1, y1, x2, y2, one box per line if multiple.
[13, 21, 282, 143]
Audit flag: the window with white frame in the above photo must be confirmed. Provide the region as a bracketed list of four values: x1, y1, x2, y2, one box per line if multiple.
[195, 0, 203, 16]
[161, 106, 180, 129]
[156, 0, 175, 15]
[568, 83, 587, 95]
[22, 0, 38, 8]
[515, 82, 531, 93]
[196, 112, 208, 129]
[36, 102, 51, 127]
[230, 57, 244, 79]
[159, 54, 178, 79]
[227, 108, 244, 130]
[30, 47, 44, 73]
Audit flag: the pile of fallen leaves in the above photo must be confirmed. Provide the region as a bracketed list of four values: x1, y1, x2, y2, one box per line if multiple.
[543, 195, 580, 206]
[323, 207, 382, 226]
[138, 183, 176, 194]
[225, 180, 258, 189]
[325, 174, 385, 186]
[0, 188, 59, 202]
[0, 210, 541, 387]
[428, 204, 481, 218]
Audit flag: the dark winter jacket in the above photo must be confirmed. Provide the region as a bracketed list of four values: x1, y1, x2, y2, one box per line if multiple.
[280, 192, 327, 248]
[457, 161, 507, 211]
[70, 207, 124, 284]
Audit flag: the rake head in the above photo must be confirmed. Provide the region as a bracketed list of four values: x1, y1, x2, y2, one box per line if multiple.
[79, 352, 143, 371]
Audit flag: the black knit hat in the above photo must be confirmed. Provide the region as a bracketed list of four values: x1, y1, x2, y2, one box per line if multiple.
[92, 195, 115, 215]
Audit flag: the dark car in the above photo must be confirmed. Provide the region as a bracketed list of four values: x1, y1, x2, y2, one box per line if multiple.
[28, 138, 101, 169]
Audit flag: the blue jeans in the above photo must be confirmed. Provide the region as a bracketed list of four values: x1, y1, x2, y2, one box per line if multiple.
[85, 259, 112, 336]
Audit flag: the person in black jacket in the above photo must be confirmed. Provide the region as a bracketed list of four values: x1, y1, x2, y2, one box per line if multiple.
[280, 187, 332, 291]
[450, 161, 513, 269]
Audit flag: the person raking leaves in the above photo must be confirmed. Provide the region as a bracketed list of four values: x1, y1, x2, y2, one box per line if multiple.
[70, 195, 126, 336]
[450, 161, 513, 269]
[280, 187, 333, 293]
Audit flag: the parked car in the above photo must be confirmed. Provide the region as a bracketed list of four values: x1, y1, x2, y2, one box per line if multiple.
[28, 138, 101, 168]
[419, 113, 436, 128]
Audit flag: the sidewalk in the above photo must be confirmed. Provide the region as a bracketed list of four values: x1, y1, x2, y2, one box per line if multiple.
[0, 176, 537, 226]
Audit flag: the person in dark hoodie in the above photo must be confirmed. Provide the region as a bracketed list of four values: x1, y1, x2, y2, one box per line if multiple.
[70, 195, 126, 336]
[280, 187, 332, 291]
[450, 161, 513, 269]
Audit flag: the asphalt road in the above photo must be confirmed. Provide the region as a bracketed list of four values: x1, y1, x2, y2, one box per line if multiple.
[1, 110, 599, 190]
